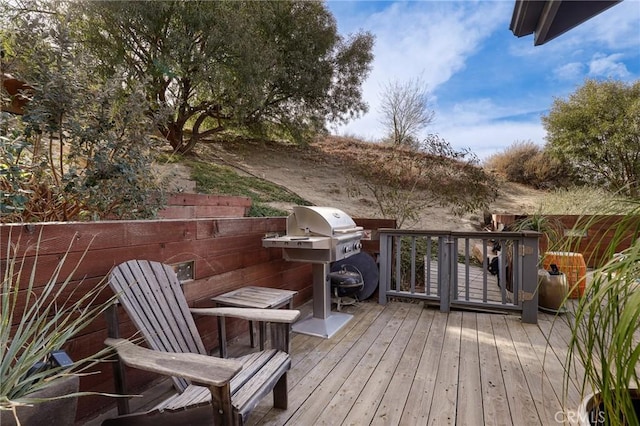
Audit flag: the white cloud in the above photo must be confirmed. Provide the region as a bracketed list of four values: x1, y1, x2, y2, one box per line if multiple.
[432, 98, 548, 159]
[553, 62, 585, 80]
[331, 1, 512, 141]
[328, 0, 638, 159]
[582, 1, 640, 49]
[588, 53, 631, 78]
[364, 3, 503, 87]
[435, 120, 547, 161]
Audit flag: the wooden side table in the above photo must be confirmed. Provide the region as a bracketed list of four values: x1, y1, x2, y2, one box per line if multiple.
[211, 286, 297, 358]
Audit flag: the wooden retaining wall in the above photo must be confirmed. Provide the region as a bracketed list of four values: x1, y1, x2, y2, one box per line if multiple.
[158, 193, 252, 219]
[0, 216, 393, 422]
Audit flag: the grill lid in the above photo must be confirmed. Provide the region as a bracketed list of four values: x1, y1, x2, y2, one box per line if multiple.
[287, 206, 362, 237]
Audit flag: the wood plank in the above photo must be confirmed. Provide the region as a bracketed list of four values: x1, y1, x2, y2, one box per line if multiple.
[398, 308, 448, 424]
[371, 307, 435, 425]
[521, 317, 582, 414]
[504, 315, 562, 425]
[536, 316, 588, 403]
[105, 338, 241, 387]
[165, 194, 251, 207]
[283, 303, 408, 425]
[428, 310, 462, 425]
[331, 303, 422, 424]
[490, 315, 541, 425]
[249, 302, 387, 425]
[476, 313, 512, 426]
[456, 312, 484, 425]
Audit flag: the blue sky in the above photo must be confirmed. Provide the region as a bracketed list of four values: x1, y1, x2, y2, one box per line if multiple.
[326, 0, 640, 159]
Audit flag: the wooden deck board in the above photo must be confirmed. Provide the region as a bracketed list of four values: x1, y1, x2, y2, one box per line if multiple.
[476, 312, 512, 426]
[371, 307, 435, 425]
[341, 303, 422, 425]
[428, 310, 462, 425]
[491, 314, 541, 425]
[399, 305, 447, 424]
[85, 300, 582, 426]
[504, 315, 562, 425]
[456, 312, 484, 425]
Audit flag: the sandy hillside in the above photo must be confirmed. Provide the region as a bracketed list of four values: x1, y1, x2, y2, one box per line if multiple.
[170, 136, 547, 231]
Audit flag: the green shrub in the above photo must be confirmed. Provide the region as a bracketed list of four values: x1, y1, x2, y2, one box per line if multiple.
[188, 160, 311, 217]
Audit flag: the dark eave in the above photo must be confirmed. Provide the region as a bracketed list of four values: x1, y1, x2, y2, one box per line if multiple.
[510, 0, 622, 46]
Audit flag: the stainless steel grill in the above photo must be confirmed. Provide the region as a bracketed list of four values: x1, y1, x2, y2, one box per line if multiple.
[262, 206, 363, 263]
[262, 206, 364, 338]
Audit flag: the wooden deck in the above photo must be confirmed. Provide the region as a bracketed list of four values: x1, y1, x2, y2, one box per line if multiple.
[84, 300, 585, 426]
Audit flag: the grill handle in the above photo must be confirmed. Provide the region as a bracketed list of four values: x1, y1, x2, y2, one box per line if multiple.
[333, 226, 363, 234]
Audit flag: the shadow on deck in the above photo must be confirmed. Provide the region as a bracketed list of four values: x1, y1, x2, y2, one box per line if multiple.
[84, 300, 583, 426]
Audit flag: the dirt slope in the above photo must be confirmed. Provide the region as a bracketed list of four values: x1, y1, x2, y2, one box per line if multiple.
[183, 136, 547, 231]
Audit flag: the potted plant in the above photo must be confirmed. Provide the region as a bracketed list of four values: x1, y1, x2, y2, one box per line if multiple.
[1, 231, 116, 426]
[507, 213, 567, 307]
[563, 207, 640, 425]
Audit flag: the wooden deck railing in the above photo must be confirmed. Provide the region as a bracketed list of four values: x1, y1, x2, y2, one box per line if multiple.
[378, 229, 540, 323]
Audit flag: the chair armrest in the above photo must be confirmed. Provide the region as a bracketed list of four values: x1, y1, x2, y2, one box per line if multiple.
[104, 338, 242, 387]
[189, 307, 300, 324]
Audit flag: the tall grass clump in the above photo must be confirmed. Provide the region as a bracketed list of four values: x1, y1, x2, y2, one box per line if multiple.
[536, 187, 637, 215]
[1, 230, 116, 421]
[561, 199, 640, 424]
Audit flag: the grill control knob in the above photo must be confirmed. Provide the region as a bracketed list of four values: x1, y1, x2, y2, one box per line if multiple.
[343, 246, 352, 253]
[354, 242, 362, 250]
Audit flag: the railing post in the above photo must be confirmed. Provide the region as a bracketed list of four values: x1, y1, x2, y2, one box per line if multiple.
[438, 235, 451, 312]
[520, 232, 540, 324]
[378, 232, 390, 305]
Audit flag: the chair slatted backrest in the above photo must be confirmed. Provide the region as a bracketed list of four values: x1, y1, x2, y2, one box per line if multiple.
[109, 260, 208, 392]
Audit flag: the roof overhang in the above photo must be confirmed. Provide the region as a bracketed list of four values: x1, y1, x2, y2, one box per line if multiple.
[510, 0, 622, 46]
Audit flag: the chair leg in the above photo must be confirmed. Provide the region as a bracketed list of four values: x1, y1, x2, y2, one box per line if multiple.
[209, 383, 234, 425]
[273, 373, 288, 410]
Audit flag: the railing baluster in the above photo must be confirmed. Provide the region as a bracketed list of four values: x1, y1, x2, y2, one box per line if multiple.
[410, 236, 416, 294]
[482, 239, 488, 303]
[426, 237, 432, 295]
[464, 239, 470, 301]
[395, 236, 402, 292]
[512, 241, 520, 305]
[499, 239, 508, 304]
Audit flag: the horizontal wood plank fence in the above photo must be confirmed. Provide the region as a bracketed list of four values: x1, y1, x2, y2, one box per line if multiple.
[1, 216, 393, 422]
[492, 214, 640, 268]
[158, 193, 252, 219]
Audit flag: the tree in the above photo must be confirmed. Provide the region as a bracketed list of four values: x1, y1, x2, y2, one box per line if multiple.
[1, 0, 164, 222]
[76, 1, 374, 154]
[379, 77, 434, 149]
[542, 79, 640, 197]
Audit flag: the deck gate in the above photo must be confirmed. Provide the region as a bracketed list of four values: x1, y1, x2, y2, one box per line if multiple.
[378, 229, 540, 323]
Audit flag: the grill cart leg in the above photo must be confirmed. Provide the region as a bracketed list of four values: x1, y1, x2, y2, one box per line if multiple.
[292, 262, 353, 338]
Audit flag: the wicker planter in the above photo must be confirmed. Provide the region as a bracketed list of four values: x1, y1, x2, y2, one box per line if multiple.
[0, 375, 79, 426]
